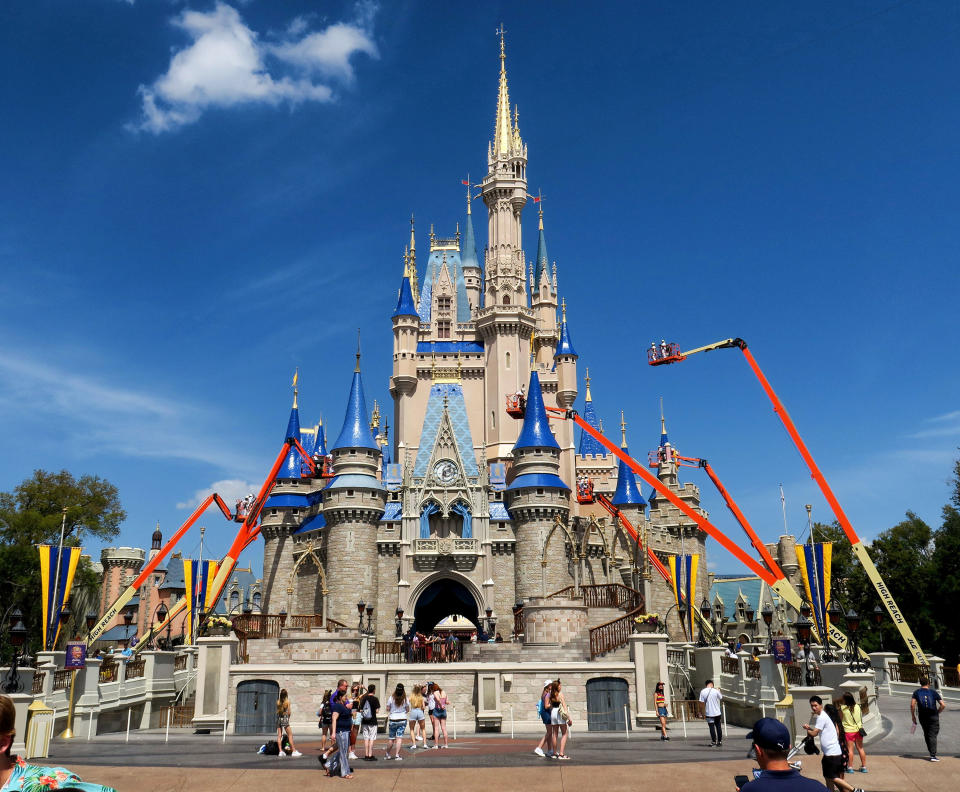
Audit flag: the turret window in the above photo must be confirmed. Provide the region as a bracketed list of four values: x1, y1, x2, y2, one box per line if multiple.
[437, 321, 451, 339]
[436, 296, 451, 314]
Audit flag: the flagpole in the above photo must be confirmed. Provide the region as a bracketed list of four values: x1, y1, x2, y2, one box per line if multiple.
[49, 507, 68, 650]
[194, 526, 205, 644]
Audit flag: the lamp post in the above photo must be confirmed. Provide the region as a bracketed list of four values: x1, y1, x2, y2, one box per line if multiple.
[512, 601, 523, 641]
[844, 608, 869, 672]
[697, 598, 711, 647]
[872, 605, 884, 652]
[761, 603, 774, 653]
[822, 599, 843, 661]
[483, 606, 497, 639]
[795, 613, 816, 686]
[365, 604, 374, 636]
[356, 600, 365, 632]
[2, 613, 27, 694]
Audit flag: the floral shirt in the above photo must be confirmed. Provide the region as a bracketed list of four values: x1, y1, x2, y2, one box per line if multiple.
[2, 756, 116, 792]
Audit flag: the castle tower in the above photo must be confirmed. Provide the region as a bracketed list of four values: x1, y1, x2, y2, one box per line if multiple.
[531, 206, 558, 366]
[99, 546, 145, 632]
[390, 274, 419, 462]
[150, 522, 162, 560]
[477, 32, 536, 462]
[322, 349, 385, 627]
[507, 371, 571, 600]
[462, 182, 482, 313]
[553, 300, 579, 490]
[610, 412, 648, 592]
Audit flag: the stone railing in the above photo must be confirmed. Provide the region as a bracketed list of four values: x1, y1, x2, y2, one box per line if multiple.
[31, 671, 45, 695]
[721, 656, 740, 675]
[52, 669, 71, 691]
[412, 537, 479, 555]
[174, 654, 188, 672]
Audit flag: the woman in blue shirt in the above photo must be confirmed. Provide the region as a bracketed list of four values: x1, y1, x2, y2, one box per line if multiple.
[329, 689, 355, 778]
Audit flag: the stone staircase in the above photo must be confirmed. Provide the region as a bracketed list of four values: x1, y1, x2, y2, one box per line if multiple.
[587, 607, 625, 629]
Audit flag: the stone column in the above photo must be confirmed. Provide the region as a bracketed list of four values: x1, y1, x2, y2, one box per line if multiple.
[693, 646, 725, 691]
[839, 670, 881, 735]
[73, 658, 102, 738]
[192, 635, 238, 732]
[787, 684, 833, 743]
[630, 631, 668, 723]
[8, 693, 31, 755]
[868, 651, 898, 693]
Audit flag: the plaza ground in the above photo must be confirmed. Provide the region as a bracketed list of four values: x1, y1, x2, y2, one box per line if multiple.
[44, 695, 958, 791]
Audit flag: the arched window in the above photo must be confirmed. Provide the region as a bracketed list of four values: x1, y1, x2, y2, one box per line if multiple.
[229, 591, 239, 612]
[252, 591, 261, 608]
[505, 351, 511, 369]
[502, 294, 510, 305]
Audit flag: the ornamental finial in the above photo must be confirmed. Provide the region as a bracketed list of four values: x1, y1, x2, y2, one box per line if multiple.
[355, 330, 362, 373]
[620, 410, 628, 449]
[292, 367, 299, 409]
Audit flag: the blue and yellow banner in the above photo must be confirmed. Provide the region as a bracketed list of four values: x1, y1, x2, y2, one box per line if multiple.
[668, 553, 699, 638]
[183, 559, 219, 643]
[38, 544, 82, 650]
[795, 542, 832, 640]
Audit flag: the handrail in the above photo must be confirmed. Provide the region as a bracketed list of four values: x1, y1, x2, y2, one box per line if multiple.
[745, 659, 761, 680]
[588, 605, 644, 658]
[52, 669, 71, 691]
[125, 658, 146, 680]
[174, 654, 188, 672]
[545, 584, 643, 612]
[31, 671, 46, 696]
[721, 656, 740, 675]
[888, 662, 927, 684]
[99, 661, 119, 684]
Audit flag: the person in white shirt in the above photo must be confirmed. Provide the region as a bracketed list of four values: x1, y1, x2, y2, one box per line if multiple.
[699, 680, 724, 746]
[803, 696, 863, 792]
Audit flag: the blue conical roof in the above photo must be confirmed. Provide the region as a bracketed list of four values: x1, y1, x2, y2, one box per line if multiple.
[332, 368, 379, 451]
[281, 402, 303, 478]
[612, 446, 647, 507]
[555, 316, 577, 358]
[314, 420, 327, 457]
[578, 401, 606, 456]
[535, 216, 549, 287]
[392, 276, 419, 319]
[514, 371, 560, 451]
[462, 211, 479, 270]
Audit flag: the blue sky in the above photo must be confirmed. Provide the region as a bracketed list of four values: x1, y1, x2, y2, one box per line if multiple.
[2, 1, 958, 580]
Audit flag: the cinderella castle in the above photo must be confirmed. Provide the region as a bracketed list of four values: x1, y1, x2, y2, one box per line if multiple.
[258, 36, 711, 643]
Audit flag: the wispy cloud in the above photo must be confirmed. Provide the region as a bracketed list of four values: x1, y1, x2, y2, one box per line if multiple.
[0, 351, 257, 472]
[131, 2, 378, 134]
[177, 478, 258, 510]
[908, 410, 960, 439]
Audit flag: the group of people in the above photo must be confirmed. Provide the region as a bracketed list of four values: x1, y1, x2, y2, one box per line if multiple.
[649, 339, 672, 360]
[281, 679, 452, 778]
[404, 632, 463, 663]
[532, 679, 573, 760]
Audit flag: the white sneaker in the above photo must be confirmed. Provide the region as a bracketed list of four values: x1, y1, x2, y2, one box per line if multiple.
[534, 747, 545, 757]
[278, 752, 286, 758]
[348, 752, 358, 760]
[394, 755, 403, 761]
[291, 751, 302, 758]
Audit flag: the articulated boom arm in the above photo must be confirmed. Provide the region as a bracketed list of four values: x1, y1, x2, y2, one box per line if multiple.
[650, 336, 926, 665]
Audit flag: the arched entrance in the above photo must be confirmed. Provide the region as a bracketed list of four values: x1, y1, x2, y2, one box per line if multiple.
[411, 576, 480, 636]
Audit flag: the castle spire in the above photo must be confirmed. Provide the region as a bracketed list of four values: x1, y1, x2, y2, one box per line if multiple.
[332, 348, 378, 452]
[534, 195, 550, 288]
[513, 371, 560, 451]
[493, 24, 515, 157]
[292, 367, 299, 409]
[408, 214, 419, 304]
[620, 409, 628, 449]
[659, 396, 669, 447]
[554, 298, 577, 358]
[585, 367, 592, 402]
[281, 374, 303, 478]
[612, 412, 646, 507]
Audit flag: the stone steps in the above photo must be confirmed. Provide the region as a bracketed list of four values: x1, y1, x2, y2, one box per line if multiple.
[587, 607, 626, 629]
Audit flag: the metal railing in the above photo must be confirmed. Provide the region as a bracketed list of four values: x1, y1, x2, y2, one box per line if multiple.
[99, 661, 119, 684]
[889, 662, 927, 684]
[721, 656, 740, 675]
[589, 606, 644, 658]
[942, 667, 959, 688]
[513, 607, 523, 639]
[545, 584, 644, 612]
[672, 699, 705, 720]
[745, 659, 761, 680]
[784, 662, 821, 686]
[52, 669, 71, 691]
[368, 640, 464, 664]
[31, 671, 45, 695]
[125, 658, 146, 680]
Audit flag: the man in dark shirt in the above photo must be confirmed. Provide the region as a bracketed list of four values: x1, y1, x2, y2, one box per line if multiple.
[739, 718, 829, 791]
[911, 676, 946, 761]
[359, 684, 381, 761]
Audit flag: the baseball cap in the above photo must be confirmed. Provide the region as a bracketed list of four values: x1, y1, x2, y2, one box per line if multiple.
[543, 679, 553, 688]
[746, 718, 791, 751]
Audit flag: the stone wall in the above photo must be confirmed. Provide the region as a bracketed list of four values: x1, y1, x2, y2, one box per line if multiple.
[522, 598, 587, 646]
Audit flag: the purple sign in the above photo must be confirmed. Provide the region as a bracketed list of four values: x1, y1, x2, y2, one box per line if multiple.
[771, 638, 792, 664]
[65, 641, 86, 670]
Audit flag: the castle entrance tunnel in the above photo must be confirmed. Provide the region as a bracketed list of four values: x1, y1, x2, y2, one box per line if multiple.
[412, 577, 479, 635]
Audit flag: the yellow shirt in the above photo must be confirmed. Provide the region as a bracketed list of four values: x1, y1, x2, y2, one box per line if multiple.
[840, 703, 862, 732]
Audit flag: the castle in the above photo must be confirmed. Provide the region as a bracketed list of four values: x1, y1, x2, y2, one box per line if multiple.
[258, 35, 711, 644]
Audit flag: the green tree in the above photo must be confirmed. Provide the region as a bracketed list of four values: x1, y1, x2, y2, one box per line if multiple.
[0, 470, 124, 660]
[930, 457, 960, 663]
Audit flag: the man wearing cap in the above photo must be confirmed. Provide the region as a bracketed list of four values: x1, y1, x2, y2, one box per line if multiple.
[739, 718, 829, 790]
[533, 680, 555, 757]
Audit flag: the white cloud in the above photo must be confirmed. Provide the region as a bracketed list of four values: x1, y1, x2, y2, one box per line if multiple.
[132, 2, 377, 134]
[907, 410, 960, 440]
[177, 478, 258, 510]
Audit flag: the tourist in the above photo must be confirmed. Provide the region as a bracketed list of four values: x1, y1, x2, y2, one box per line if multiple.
[739, 716, 829, 791]
[432, 682, 450, 749]
[425, 682, 437, 745]
[655, 681, 669, 741]
[329, 687, 354, 778]
[699, 679, 724, 746]
[386, 683, 410, 760]
[408, 684, 426, 749]
[910, 675, 945, 762]
[534, 679, 554, 757]
[0, 694, 117, 791]
[840, 692, 867, 773]
[549, 680, 572, 759]
[276, 688, 302, 757]
[725, 643, 738, 658]
[358, 684, 380, 761]
[802, 696, 862, 792]
[318, 689, 333, 752]
[348, 682, 362, 760]
[320, 680, 349, 769]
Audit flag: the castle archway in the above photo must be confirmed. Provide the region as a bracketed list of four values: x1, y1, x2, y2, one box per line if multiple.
[409, 572, 482, 637]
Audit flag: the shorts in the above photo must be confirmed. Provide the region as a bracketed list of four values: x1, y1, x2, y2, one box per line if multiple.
[277, 715, 290, 728]
[844, 731, 861, 743]
[540, 710, 552, 726]
[551, 707, 566, 725]
[657, 707, 668, 717]
[388, 720, 406, 739]
[360, 724, 377, 740]
[433, 708, 447, 720]
[821, 754, 846, 780]
[409, 708, 425, 721]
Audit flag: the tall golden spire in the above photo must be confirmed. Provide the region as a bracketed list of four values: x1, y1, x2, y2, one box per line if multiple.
[292, 368, 299, 409]
[370, 399, 381, 431]
[620, 410, 628, 449]
[584, 367, 592, 402]
[493, 24, 514, 156]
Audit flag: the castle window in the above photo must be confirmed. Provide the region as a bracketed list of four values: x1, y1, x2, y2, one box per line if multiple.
[252, 592, 261, 608]
[502, 294, 510, 305]
[490, 410, 496, 429]
[347, 490, 354, 496]
[229, 591, 239, 612]
[437, 321, 451, 338]
[437, 296, 451, 314]
[537, 489, 544, 495]
[505, 351, 511, 369]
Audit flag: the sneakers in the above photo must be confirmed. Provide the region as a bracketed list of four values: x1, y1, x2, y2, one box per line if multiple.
[930, 756, 940, 762]
[534, 747, 545, 757]
[710, 742, 716, 747]
[394, 755, 403, 761]
[859, 767, 868, 773]
[348, 751, 358, 760]
[290, 751, 302, 758]
[278, 752, 286, 758]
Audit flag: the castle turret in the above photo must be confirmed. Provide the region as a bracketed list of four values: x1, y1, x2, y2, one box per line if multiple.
[553, 299, 578, 489]
[507, 371, 571, 600]
[461, 181, 482, 313]
[390, 274, 419, 455]
[611, 411, 647, 523]
[322, 348, 385, 627]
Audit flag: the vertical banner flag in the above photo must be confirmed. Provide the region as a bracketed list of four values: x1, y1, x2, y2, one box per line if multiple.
[795, 542, 833, 640]
[183, 559, 220, 643]
[38, 544, 82, 650]
[667, 554, 699, 638]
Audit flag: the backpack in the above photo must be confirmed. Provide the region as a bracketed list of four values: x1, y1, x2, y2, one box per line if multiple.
[536, 697, 545, 717]
[915, 688, 938, 712]
[361, 698, 373, 720]
[263, 740, 280, 756]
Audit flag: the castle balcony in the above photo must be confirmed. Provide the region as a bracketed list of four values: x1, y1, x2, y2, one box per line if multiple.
[411, 537, 479, 571]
